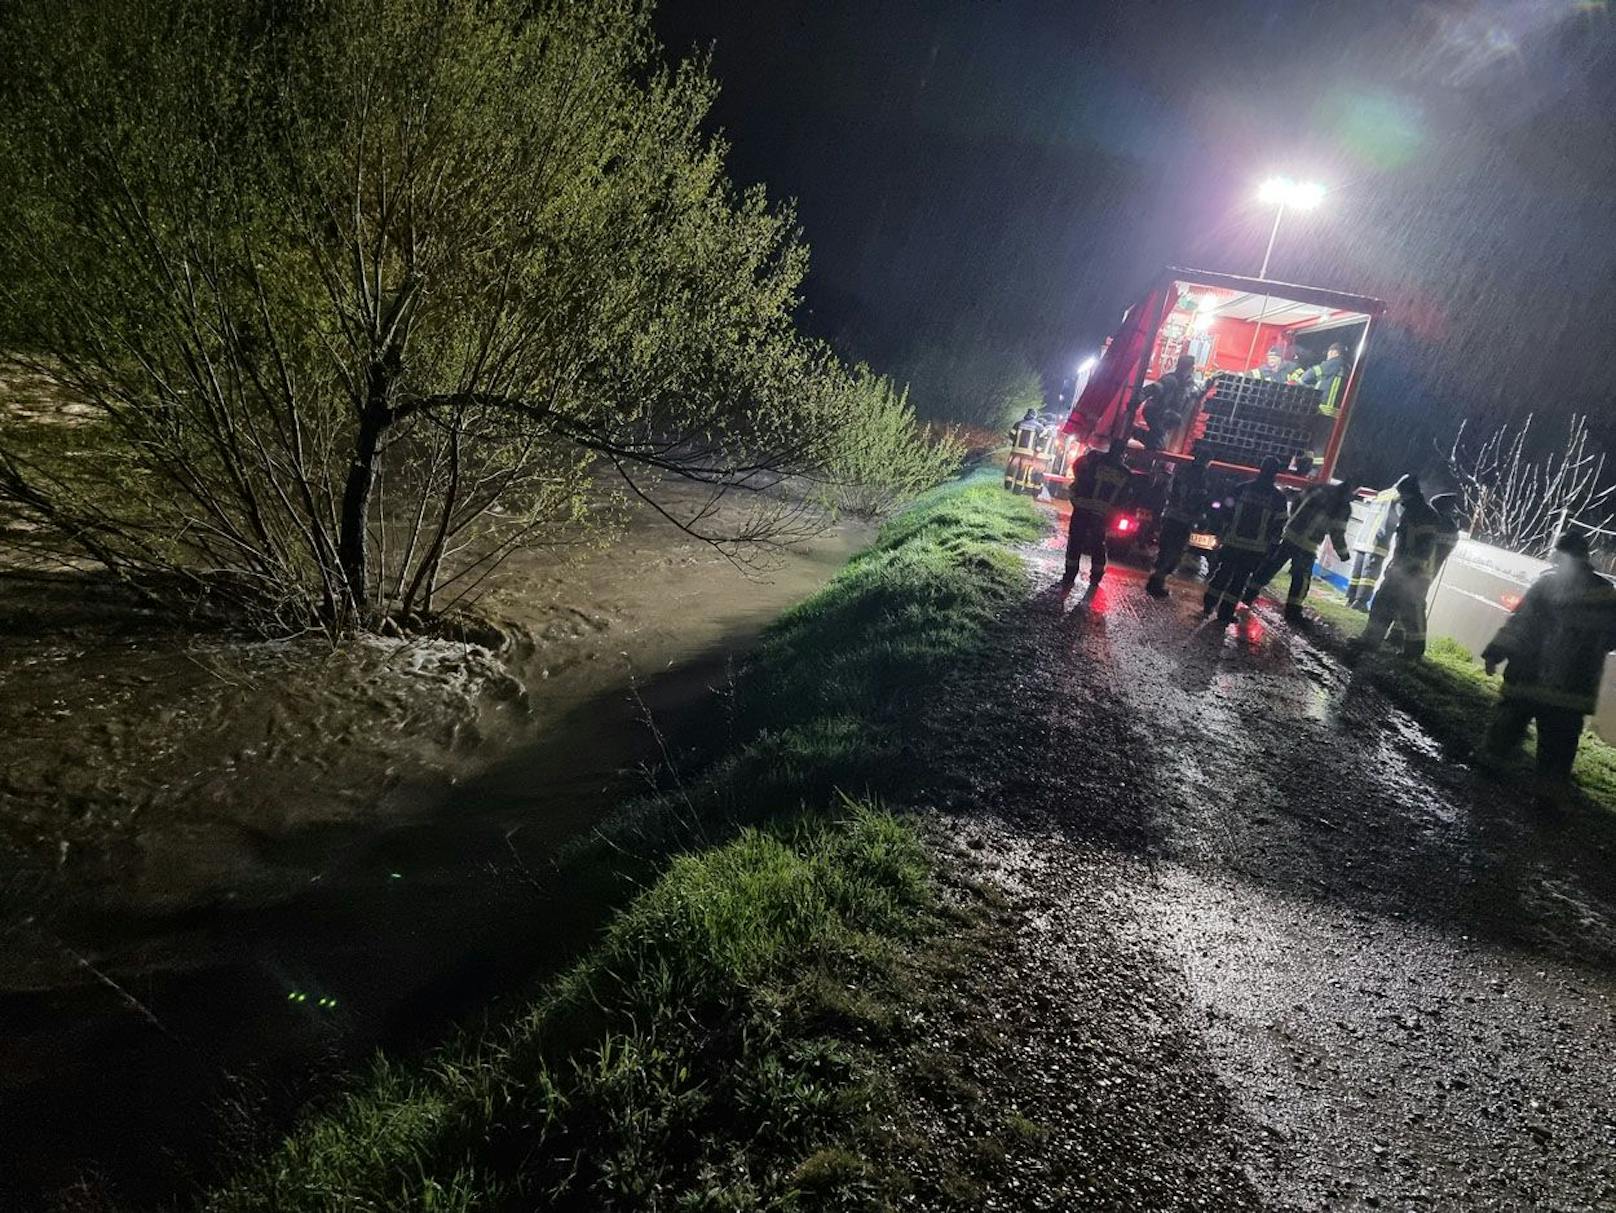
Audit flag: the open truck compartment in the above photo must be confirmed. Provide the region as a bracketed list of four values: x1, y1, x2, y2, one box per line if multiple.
[1060, 267, 1386, 485]
[1196, 375, 1325, 467]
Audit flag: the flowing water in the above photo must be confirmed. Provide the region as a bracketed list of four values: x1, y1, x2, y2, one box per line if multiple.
[0, 485, 871, 1207]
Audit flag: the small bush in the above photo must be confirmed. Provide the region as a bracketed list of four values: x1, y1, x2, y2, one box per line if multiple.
[822, 367, 966, 518]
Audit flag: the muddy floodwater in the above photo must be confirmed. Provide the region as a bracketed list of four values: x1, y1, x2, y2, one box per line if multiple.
[0, 485, 871, 1207]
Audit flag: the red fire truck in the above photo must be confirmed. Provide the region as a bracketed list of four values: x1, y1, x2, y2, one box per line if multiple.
[1049, 266, 1386, 553]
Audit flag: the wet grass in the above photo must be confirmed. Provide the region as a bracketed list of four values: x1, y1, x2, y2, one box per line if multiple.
[212, 808, 932, 1211]
[585, 474, 1044, 854]
[1306, 587, 1616, 814]
[207, 472, 1045, 1210]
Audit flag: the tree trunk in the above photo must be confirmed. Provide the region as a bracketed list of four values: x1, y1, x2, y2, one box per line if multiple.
[337, 401, 388, 619]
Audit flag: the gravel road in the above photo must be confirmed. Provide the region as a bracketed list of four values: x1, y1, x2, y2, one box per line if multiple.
[918, 529, 1616, 1211]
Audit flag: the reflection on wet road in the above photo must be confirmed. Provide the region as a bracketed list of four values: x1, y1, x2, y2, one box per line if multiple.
[931, 528, 1616, 1209]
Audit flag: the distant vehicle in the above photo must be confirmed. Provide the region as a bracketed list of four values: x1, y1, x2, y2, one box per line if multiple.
[1050, 267, 1386, 558]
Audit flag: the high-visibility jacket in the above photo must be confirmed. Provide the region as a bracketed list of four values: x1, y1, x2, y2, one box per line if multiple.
[1385, 496, 1447, 580]
[1483, 560, 1616, 714]
[1300, 355, 1347, 417]
[1351, 486, 1402, 557]
[1162, 460, 1210, 525]
[1282, 485, 1352, 556]
[1220, 476, 1288, 554]
[1010, 417, 1041, 454]
[1253, 360, 1298, 382]
[1070, 453, 1133, 517]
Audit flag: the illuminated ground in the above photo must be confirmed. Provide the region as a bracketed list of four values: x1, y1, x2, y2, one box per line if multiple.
[909, 525, 1616, 1209]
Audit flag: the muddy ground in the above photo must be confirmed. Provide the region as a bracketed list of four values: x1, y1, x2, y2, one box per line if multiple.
[912, 523, 1616, 1210]
[0, 486, 869, 1207]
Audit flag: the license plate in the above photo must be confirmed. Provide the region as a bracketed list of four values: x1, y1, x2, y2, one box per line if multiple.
[1187, 531, 1218, 551]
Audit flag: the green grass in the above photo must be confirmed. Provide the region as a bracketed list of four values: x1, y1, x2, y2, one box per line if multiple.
[213, 807, 929, 1212]
[207, 472, 1045, 1211]
[586, 473, 1043, 856]
[743, 476, 1040, 737]
[1306, 586, 1616, 812]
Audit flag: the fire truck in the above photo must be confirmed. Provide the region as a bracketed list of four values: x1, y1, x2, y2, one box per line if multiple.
[1049, 266, 1386, 557]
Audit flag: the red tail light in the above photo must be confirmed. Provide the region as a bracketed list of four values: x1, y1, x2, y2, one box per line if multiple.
[1113, 515, 1133, 534]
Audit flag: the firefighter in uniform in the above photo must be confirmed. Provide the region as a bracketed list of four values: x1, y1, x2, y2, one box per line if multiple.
[1145, 443, 1213, 600]
[1242, 479, 1355, 623]
[1134, 354, 1197, 453]
[1030, 420, 1057, 495]
[1349, 475, 1442, 659]
[1203, 456, 1288, 625]
[1345, 481, 1403, 611]
[1004, 409, 1044, 493]
[1298, 342, 1348, 459]
[1060, 445, 1133, 600]
[1480, 531, 1616, 807]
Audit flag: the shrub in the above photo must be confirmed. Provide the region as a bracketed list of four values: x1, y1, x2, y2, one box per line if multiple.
[0, 0, 904, 632]
[821, 368, 965, 518]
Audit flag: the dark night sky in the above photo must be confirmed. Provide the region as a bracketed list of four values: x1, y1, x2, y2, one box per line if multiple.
[655, 0, 1616, 481]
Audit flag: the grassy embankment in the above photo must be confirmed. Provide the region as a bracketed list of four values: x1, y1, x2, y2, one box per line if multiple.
[1306, 587, 1616, 810]
[209, 473, 1043, 1211]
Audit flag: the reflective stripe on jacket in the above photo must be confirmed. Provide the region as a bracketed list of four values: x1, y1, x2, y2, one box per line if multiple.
[1387, 497, 1445, 580]
[1221, 478, 1288, 554]
[1010, 420, 1040, 454]
[1483, 564, 1616, 714]
[1282, 485, 1351, 554]
[1162, 461, 1209, 524]
[1070, 455, 1133, 517]
[1301, 356, 1347, 417]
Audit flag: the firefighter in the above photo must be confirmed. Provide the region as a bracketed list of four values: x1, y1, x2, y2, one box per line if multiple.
[1004, 409, 1043, 493]
[1145, 443, 1213, 599]
[1242, 478, 1355, 623]
[1349, 475, 1442, 659]
[1252, 346, 1296, 382]
[1202, 455, 1288, 625]
[1298, 342, 1349, 457]
[1480, 532, 1616, 807]
[1029, 418, 1058, 494]
[1060, 444, 1133, 600]
[1134, 354, 1197, 453]
[1345, 480, 1403, 611]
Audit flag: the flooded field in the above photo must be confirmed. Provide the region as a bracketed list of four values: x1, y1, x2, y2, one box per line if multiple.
[0, 483, 870, 1207]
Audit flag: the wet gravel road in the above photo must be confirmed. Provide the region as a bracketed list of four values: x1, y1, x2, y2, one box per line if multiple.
[920, 532, 1616, 1210]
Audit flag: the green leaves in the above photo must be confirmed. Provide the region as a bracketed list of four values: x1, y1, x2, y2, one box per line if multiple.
[0, 0, 941, 631]
[898, 343, 1045, 432]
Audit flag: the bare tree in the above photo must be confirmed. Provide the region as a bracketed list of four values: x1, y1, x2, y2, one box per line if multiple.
[1446, 413, 1616, 556]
